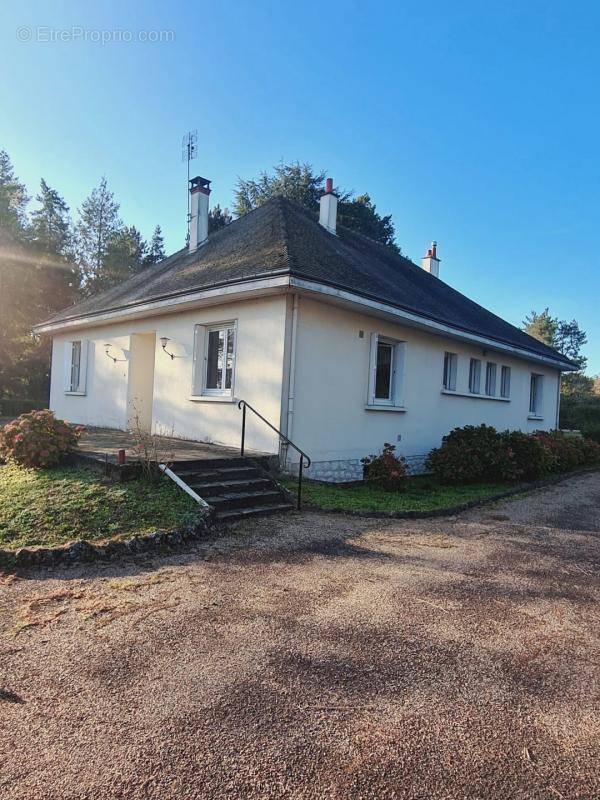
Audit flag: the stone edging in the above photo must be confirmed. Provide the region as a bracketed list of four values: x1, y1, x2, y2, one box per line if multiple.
[0, 508, 215, 570]
[301, 467, 600, 520]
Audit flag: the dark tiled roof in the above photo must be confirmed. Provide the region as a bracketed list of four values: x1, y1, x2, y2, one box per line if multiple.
[42, 197, 573, 367]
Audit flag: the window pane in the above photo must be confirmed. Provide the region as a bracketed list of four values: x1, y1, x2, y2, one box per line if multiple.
[206, 330, 224, 389]
[443, 352, 457, 391]
[485, 363, 497, 396]
[225, 327, 234, 389]
[375, 342, 393, 399]
[70, 341, 81, 391]
[469, 359, 481, 393]
[501, 366, 511, 397]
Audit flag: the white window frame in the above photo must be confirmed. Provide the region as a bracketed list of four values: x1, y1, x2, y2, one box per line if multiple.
[442, 351, 458, 392]
[500, 365, 511, 398]
[485, 362, 497, 396]
[63, 339, 88, 395]
[529, 373, 544, 417]
[468, 358, 481, 394]
[191, 320, 237, 399]
[366, 333, 406, 410]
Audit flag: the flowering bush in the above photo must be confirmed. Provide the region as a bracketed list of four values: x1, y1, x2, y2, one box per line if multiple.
[427, 424, 600, 485]
[500, 430, 553, 481]
[362, 442, 408, 491]
[426, 424, 517, 484]
[0, 410, 84, 468]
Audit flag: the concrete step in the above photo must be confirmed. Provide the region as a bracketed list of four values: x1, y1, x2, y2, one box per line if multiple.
[206, 489, 287, 510]
[176, 466, 263, 483]
[216, 502, 294, 522]
[187, 476, 273, 495]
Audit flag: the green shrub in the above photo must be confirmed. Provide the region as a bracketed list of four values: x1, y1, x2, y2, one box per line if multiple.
[362, 442, 408, 491]
[0, 410, 84, 468]
[501, 430, 553, 481]
[426, 424, 518, 484]
[534, 430, 583, 472]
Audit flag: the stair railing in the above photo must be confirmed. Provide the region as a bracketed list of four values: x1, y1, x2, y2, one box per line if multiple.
[237, 399, 311, 510]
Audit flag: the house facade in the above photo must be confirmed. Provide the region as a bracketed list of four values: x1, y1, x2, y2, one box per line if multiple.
[37, 177, 574, 481]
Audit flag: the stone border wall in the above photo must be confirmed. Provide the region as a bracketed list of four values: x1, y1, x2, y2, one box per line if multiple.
[285, 453, 429, 483]
[0, 508, 215, 570]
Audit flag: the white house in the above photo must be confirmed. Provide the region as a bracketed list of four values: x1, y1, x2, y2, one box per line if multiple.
[35, 177, 575, 481]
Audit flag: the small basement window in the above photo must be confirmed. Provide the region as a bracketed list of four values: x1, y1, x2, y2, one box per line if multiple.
[529, 373, 544, 416]
[367, 333, 406, 408]
[443, 352, 458, 391]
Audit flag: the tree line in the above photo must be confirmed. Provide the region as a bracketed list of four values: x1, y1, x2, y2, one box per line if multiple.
[0, 150, 167, 405]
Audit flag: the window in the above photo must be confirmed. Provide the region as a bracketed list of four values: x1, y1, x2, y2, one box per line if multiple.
[468, 358, 481, 394]
[443, 352, 457, 391]
[375, 340, 394, 400]
[529, 373, 543, 416]
[485, 362, 497, 396]
[500, 366, 511, 398]
[64, 340, 87, 394]
[367, 334, 406, 408]
[203, 325, 236, 395]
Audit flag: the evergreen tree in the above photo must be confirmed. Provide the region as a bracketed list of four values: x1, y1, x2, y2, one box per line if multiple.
[30, 178, 72, 257]
[523, 308, 558, 346]
[0, 150, 28, 234]
[338, 193, 399, 253]
[208, 204, 233, 234]
[75, 176, 121, 294]
[524, 308, 590, 398]
[143, 224, 166, 265]
[30, 178, 79, 319]
[103, 226, 147, 287]
[233, 160, 399, 252]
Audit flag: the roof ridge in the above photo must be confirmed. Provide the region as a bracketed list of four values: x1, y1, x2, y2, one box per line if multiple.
[274, 196, 293, 271]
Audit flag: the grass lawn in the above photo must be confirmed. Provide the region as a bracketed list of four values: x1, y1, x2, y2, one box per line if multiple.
[0, 463, 200, 550]
[283, 475, 514, 513]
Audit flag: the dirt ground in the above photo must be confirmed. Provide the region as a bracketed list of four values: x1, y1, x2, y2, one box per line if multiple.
[1, 473, 599, 800]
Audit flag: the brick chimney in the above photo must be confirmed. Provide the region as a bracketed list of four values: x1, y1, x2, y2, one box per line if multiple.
[319, 178, 338, 234]
[421, 241, 440, 278]
[189, 176, 211, 251]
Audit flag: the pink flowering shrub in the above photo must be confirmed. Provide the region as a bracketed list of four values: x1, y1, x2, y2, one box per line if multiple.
[362, 442, 408, 491]
[0, 410, 84, 468]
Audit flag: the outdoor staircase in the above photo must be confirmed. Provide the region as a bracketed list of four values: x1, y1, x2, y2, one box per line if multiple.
[168, 457, 294, 522]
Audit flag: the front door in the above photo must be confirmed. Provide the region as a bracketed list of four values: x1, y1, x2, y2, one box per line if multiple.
[127, 332, 156, 432]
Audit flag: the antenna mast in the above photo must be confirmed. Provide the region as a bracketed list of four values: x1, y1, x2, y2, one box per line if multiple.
[181, 130, 198, 243]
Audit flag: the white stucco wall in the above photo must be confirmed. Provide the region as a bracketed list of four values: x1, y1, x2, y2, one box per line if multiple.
[288, 298, 561, 479]
[49, 295, 288, 454]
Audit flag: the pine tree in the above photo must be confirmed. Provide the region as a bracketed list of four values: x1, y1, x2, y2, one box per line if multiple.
[523, 308, 558, 346]
[0, 150, 28, 234]
[143, 224, 166, 266]
[103, 226, 148, 287]
[30, 178, 78, 316]
[208, 205, 233, 234]
[233, 161, 400, 252]
[75, 176, 121, 294]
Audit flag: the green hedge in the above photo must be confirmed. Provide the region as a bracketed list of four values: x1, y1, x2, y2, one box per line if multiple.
[560, 397, 600, 442]
[0, 399, 46, 418]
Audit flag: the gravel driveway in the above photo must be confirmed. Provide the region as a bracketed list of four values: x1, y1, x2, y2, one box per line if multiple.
[1, 473, 599, 799]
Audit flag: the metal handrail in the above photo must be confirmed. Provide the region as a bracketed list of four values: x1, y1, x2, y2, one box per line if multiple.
[237, 399, 311, 510]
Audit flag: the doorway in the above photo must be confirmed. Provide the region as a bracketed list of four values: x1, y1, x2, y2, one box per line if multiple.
[127, 332, 156, 432]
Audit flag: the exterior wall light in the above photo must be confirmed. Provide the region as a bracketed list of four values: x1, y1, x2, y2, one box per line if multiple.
[104, 343, 125, 363]
[159, 336, 183, 360]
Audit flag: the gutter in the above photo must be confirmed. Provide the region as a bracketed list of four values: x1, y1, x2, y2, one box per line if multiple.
[34, 271, 574, 373]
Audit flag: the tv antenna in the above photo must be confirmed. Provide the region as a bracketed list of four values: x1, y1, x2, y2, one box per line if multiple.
[182, 130, 198, 240]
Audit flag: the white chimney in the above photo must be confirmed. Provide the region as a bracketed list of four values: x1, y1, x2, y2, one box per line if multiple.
[189, 176, 211, 251]
[319, 177, 338, 234]
[421, 241, 440, 278]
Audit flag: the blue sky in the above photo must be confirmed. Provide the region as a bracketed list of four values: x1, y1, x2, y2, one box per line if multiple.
[1, 1, 598, 371]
